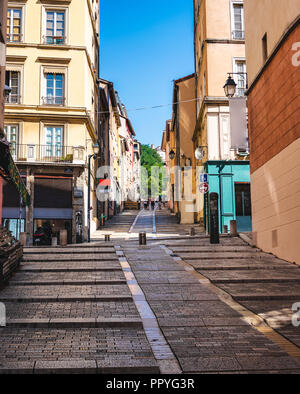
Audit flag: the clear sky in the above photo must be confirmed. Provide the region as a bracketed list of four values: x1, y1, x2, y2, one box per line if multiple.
[100, 0, 194, 147]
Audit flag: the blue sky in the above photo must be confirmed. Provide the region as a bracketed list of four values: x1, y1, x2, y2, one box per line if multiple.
[100, 0, 194, 147]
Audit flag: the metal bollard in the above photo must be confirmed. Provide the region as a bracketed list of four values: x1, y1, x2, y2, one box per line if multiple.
[189, 227, 195, 237]
[209, 193, 220, 244]
[139, 232, 147, 245]
[60, 230, 67, 246]
[105, 234, 111, 242]
[19, 232, 26, 247]
[230, 220, 237, 237]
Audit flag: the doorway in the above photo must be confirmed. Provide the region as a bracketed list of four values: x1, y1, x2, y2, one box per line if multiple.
[234, 182, 252, 232]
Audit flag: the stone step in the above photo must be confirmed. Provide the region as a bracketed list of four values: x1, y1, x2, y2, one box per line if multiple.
[201, 269, 300, 284]
[0, 326, 159, 374]
[5, 317, 143, 328]
[19, 266, 122, 272]
[0, 284, 131, 299]
[171, 246, 258, 252]
[22, 254, 118, 262]
[0, 295, 133, 302]
[178, 252, 267, 260]
[4, 300, 140, 320]
[9, 279, 127, 286]
[24, 247, 115, 254]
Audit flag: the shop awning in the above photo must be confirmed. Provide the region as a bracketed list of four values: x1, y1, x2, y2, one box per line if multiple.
[0, 141, 30, 206]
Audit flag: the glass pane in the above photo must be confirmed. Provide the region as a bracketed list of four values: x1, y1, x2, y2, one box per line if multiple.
[46, 12, 54, 21]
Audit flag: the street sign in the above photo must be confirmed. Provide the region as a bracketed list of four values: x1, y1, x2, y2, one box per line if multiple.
[99, 179, 111, 186]
[199, 182, 209, 194]
[200, 174, 208, 183]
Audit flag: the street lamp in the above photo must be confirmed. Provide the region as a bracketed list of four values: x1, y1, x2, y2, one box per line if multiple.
[87, 142, 100, 242]
[223, 72, 248, 98]
[169, 149, 175, 160]
[223, 75, 237, 98]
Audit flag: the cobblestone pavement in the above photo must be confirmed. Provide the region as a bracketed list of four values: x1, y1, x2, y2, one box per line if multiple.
[0, 241, 159, 374]
[1, 208, 300, 374]
[119, 208, 300, 374]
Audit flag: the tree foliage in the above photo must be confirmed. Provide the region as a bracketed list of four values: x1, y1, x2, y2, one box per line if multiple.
[140, 144, 164, 199]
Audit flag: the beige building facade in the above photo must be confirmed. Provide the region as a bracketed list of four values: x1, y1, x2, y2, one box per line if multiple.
[171, 74, 196, 224]
[3, 0, 99, 244]
[193, 0, 251, 233]
[244, 0, 300, 264]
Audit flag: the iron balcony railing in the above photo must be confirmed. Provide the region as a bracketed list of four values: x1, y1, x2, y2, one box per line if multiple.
[7, 33, 23, 43]
[10, 144, 85, 164]
[43, 35, 66, 45]
[5, 94, 21, 104]
[41, 96, 66, 106]
[232, 30, 245, 40]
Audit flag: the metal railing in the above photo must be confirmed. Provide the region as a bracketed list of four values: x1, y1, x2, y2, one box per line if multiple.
[232, 30, 245, 40]
[41, 96, 66, 106]
[5, 95, 21, 104]
[7, 33, 23, 43]
[11, 144, 85, 163]
[42, 35, 66, 45]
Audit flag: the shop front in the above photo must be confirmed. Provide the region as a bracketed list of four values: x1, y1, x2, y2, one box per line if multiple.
[204, 161, 252, 233]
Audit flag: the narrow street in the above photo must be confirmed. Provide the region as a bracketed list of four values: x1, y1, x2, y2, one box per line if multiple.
[0, 208, 300, 374]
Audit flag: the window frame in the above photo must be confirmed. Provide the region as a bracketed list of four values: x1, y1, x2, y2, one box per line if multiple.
[42, 6, 68, 45]
[230, 1, 245, 41]
[7, 5, 24, 43]
[4, 124, 19, 158]
[43, 125, 65, 158]
[232, 57, 247, 97]
[41, 66, 67, 106]
[5, 64, 23, 104]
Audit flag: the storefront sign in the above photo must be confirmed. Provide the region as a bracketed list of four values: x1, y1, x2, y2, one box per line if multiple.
[7, 154, 30, 206]
[229, 97, 248, 151]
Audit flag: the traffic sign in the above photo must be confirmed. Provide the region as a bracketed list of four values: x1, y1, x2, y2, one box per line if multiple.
[200, 173, 208, 183]
[199, 182, 209, 194]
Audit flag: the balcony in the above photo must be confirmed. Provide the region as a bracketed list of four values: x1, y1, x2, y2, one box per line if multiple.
[5, 95, 21, 104]
[232, 30, 245, 40]
[41, 96, 66, 106]
[10, 144, 86, 165]
[42, 35, 66, 45]
[7, 33, 23, 43]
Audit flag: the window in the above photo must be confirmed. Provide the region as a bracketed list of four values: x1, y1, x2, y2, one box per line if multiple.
[233, 60, 247, 96]
[44, 126, 63, 158]
[45, 10, 65, 44]
[5, 70, 21, 104]
[4, 125, 19, 158]
[262, 33, 268, 63]
[43, 73, 65, 105]
[7, 8, 22, 42]
[231, 3, 244, 40]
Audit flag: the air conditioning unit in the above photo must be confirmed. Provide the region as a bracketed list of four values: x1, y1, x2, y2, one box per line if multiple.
[237, 147, 249, 156]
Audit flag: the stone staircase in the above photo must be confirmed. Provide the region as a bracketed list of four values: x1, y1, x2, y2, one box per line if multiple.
[0, 243, 159, 374]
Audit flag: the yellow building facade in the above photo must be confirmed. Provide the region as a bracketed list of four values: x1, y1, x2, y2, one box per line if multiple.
[3, 0, 99, 244]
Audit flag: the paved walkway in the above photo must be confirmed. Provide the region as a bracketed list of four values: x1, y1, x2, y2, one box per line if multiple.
[0, 208, 300, 374]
